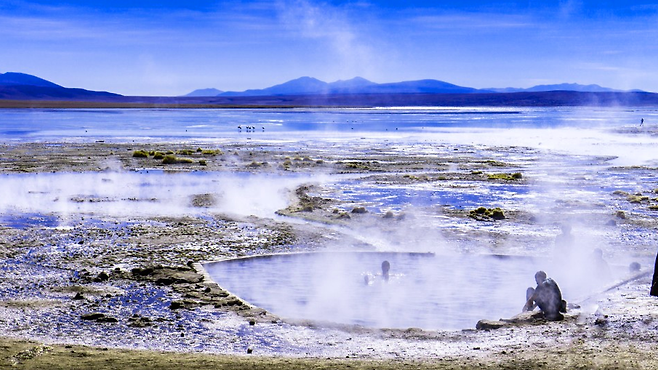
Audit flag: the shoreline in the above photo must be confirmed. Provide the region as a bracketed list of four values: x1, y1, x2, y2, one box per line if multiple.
[2, 139, 658, 369]
[3, 89, 658, 109]
[0, 100, 310, 109]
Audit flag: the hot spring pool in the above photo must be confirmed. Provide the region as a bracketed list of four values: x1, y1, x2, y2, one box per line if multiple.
[204, 252, 543, 330]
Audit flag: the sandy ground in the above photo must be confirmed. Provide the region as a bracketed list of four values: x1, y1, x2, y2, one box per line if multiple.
[2, 141, 658, 369]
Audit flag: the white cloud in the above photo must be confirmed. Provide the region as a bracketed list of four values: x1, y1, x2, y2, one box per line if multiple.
[275, 0, 382, 79]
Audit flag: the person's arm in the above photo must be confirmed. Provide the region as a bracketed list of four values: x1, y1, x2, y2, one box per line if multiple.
[523, 287, 537, 311]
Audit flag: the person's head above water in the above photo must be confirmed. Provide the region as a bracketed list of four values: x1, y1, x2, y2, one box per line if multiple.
[593, 248, 604, 259]
[629, 262, 641, 272]
[381, 260, 390, 280]
[535, 270, 547, 285]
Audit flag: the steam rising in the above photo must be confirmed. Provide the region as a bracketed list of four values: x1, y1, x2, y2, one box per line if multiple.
[0, 171, 312, 222]
[2, 107, 656, 329]
[277, 0, 377, 78]
[207, 252, 542, 330]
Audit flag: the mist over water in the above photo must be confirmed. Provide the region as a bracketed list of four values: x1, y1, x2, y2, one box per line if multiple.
[206, 252, 542, 330]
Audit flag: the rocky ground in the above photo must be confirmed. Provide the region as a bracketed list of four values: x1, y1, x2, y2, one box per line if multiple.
[1, 141, 658, 369]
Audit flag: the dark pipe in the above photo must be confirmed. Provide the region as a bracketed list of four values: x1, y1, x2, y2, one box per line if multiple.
[649, 251, 658, 297]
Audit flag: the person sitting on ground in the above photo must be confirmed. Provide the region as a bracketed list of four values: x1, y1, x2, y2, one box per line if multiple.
[523, 270, 567, 321]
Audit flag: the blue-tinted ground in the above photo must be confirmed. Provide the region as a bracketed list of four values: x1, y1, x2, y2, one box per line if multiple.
[1, 107, 658, 359]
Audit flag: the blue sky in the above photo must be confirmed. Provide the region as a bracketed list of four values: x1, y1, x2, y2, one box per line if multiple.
[2, 0, 657, 96]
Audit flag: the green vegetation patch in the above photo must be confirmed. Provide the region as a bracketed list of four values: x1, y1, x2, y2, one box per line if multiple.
[202, 149, 223, 156]
[484, 160, 507, 167]
[613, 190, 653, 204]
[162, 155, 194, 165]
[487, 172, 522, 181]
[626, 193, 650, 203]
[132, 150, 149, 158]
[403, 174, 429, 181]
[344, 162, 371, 170]
[247, 161, 268, 168]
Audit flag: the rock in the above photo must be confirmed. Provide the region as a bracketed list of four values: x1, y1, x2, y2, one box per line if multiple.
[81, 313, 106, 321]
[131, 266, 204, 285]
[476, 320, 507, 330]
[131, 267, 155, 276]
[169, 301, 184, 310]
[97, 316, 118, 323]
[80, 312, 118, 323]
[190, 193, 216, 208]
[595, 317, 608, 327]
[225, 298, 243, 306]
[155, 270, 204, 285]
[128, 315, 153, 328]
[351, 206, 367, 214]
[73, 292, 84, 300]
[93, 271, 109, 282]
[169, 299, 200, 310]
[502, 310, 546, 324]
[477, 311, 550, 330]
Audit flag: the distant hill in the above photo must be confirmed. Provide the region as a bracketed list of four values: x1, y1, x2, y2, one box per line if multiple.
[0, 72, 63, 88]
[0, 72, 121, 100]
[211, 77, 634, 97]
[486, 83, 636, 93]
[218, 76, 478, 97]
[184, 88, 223, 97]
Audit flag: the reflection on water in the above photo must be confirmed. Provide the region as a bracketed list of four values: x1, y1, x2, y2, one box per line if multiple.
[0, 213, 59, 229]
[2, 107, 657, 167]
[206, 252, 541, 330]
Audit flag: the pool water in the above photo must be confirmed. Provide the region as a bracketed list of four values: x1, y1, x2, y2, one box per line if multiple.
[205, 252, 541, 330]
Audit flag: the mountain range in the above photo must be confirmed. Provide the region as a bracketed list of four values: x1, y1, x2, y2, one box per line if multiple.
[1, 71, 657, 108]
[186, 76, 633, 97]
